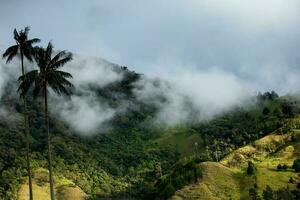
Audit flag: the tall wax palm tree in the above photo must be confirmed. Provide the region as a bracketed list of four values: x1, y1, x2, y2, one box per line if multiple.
[2, 27, 40, 200]
[19, 42, 73, 200]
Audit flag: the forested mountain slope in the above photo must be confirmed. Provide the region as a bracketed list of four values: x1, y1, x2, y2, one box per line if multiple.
[0, 62, 299, 199]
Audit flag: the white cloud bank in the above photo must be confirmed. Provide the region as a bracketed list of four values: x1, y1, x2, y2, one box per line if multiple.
[134, 69, 249, 126]
[0, 53, 300, 134]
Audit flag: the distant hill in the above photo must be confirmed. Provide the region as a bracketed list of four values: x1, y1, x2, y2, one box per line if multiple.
[171, 117, 300, 200]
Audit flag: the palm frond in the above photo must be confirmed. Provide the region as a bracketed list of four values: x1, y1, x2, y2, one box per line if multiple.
[49, 51, 66, 66]
[45, 42, 53, 63]
[13, 28, 20, 43]
[22, 47, 34, 62]
[18, 70, 39, 97]
[54, 70, 73, 78]
[33, 47, 46, 69]
[50, 82, 73, 96]
[50, 53, 72, 69]
[48, 71, 73, 85]
[26, 38, 41, 45]
[2, 45, 18, 63]
[24, 26, 30, 36]
[47, 70, 74, 95]
[48, 50, 66, 66]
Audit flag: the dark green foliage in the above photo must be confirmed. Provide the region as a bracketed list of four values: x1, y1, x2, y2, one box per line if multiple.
[247, 161, 256, 175]
[257, 91, 279, 102]
[277, 164, 282, 170]
[276, 187, 294, 200]
[282, 164, 288, 170]
[263, 107, 270, 116]
[263, 185, 274, 200]
[148, 159, 202, 200]
[0, 148, 25, 200]
[260, 185, 300, 200]
[292, 159, 300, 172]
[249, 185, 261, 200]
[281, 99, 300, 117]
[192, 95, 296, 161]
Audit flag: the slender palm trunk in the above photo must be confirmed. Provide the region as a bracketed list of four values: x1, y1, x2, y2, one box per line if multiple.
[44, 85, 55, 200]
[21, 52, 33, 200]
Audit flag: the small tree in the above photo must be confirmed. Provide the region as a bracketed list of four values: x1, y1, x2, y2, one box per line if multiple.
[277, 164, 282, 171]
[292, 159, 300, 172]
[247, 161, 256, 175]
[282, 164, 288, 170]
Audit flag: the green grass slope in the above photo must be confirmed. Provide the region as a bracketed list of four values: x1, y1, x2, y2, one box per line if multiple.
[171, 162, 243, 200]
[18, 168, 87, 200]
[171, 118, 300, 200]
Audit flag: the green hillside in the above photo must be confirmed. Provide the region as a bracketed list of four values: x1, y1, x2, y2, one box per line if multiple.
[172, 117, 300, 200]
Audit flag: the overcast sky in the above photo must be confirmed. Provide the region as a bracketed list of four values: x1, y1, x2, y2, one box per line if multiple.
[1, 0, 300, 93]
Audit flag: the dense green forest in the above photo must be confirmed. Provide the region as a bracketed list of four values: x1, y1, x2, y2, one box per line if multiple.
[1, 58, 300, 199]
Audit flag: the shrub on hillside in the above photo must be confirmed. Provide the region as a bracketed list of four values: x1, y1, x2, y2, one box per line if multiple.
[277, 164, 282, 171]
[247, 161, 256, 175]
[282, 164, 288, 170]
[292, 159, 300, 172]
[277, 164, 288, 171]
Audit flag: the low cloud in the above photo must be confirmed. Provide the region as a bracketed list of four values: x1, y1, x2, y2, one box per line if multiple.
[53, 94, 115, 134]
[50, 56, 123, 134]
[64, 56, 123, 88]
[134, 69, 249, 126]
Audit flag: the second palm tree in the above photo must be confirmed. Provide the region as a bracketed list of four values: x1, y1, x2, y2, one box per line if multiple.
[19, 42, 73, 200]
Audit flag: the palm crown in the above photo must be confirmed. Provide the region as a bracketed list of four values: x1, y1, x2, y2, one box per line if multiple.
[18, 42, 74, 97]
[2, 26, 40, 64]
